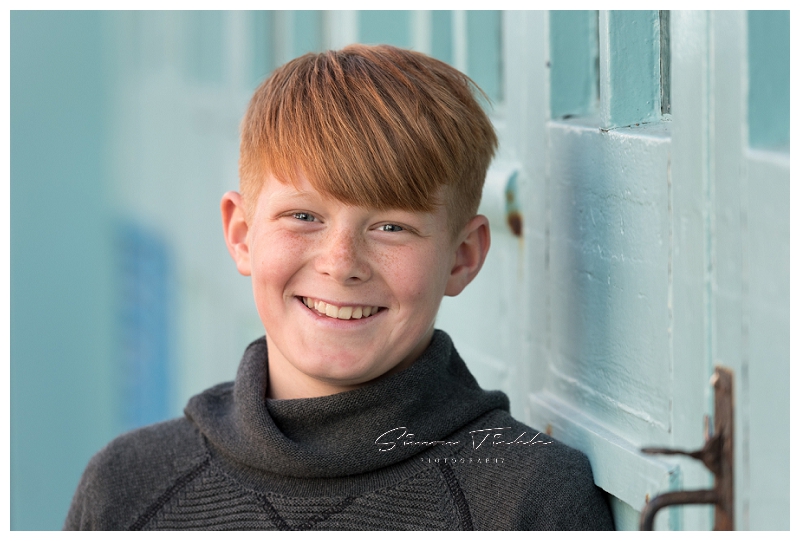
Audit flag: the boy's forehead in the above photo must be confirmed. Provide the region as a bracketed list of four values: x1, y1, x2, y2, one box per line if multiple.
[258, 174, 327, 206]
[261, 173, 448, 213]
[261, 175, 332, 203]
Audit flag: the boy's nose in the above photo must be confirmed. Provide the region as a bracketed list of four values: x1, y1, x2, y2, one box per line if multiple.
[314, 228, 372, 284]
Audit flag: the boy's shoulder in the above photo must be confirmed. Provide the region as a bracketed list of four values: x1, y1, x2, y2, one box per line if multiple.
[63, 397, 613, 530]
[64, 415, 210, 530]
[447, 409, 614, 530]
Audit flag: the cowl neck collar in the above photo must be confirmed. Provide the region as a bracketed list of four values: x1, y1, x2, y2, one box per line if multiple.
[185, 330, 508, 478]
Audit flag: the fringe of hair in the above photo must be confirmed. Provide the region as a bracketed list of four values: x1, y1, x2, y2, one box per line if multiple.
[239, 44, 498, 237]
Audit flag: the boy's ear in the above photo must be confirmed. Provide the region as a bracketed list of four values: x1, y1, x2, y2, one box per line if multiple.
[444, 215, 491, 297]
[221, 191, 252, 276]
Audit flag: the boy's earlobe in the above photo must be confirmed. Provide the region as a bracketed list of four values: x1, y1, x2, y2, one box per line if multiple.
[444, 215, 491, 297]
[221, 191, 252, 277]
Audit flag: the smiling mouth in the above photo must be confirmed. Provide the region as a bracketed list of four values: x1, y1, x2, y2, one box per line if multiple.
[300, 297, 384, 321]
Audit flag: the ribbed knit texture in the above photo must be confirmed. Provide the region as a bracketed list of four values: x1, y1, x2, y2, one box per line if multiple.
[65, 330, 614, 530]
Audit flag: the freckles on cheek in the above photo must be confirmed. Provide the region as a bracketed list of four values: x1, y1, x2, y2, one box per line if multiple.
[406, 252, 445, 300]
[255, 232, 307, 281]
[373, 246, 395, 269]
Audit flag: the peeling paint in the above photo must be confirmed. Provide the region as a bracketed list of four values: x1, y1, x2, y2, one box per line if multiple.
[506, 212, 523, 238]
[549, 364, 671, 431]
[504, 170, 523, 237]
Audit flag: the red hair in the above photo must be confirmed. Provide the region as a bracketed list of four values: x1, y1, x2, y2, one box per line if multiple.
[239, 44, 497, 237]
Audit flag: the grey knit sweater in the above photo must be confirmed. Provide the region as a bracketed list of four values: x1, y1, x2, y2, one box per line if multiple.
[65, 330, 614, 530]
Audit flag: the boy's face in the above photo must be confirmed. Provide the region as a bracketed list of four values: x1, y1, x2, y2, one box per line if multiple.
[221, 175, 489, 399]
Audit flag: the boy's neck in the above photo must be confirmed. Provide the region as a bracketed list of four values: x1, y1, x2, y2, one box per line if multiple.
[264, 328, 434, 400]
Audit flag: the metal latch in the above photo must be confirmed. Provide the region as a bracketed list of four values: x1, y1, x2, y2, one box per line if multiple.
[639, 366, 734, 530]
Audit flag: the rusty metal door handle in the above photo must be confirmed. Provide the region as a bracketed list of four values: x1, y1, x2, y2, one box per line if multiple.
[639, 366, 734, 530]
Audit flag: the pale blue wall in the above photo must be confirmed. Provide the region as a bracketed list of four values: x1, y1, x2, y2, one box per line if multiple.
[10, 9, 504, 530]
[251, 11, 275, 83]
[431, 11, 453, 64]
[360, 10, 412, 48]
[187, 11, 225, 84]
[291, 11, 324, 58]
[11, 11, 118, 530]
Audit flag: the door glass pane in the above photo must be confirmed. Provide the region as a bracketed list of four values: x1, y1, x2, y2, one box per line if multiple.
[466, 10, 502, 104]
[550, 10, 599, 119]
[748, 10, 789, 149]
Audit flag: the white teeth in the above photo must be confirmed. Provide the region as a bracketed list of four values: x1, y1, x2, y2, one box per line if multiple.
[302, 297, 379, 320]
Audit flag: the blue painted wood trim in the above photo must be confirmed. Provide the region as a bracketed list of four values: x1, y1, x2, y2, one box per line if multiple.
[600, 10, 661, 129]
[529, 391, 679, 529]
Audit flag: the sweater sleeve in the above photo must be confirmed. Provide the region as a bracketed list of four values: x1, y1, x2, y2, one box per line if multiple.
[518, 445, 615, 530]
[63, 418, 208, 530]
[453, 413, 615, 530]
[64, 443, 143, 530]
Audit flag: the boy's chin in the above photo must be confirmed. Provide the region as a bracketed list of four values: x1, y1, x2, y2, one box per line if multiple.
[265, 323, 435, 397]
[296, 354, 403, 388]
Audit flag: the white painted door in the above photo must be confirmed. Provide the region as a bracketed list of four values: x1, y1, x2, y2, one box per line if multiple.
[440, 10, 789, 530]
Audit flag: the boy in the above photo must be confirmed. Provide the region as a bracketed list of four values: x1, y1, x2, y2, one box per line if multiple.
[65, 44, 613, 530]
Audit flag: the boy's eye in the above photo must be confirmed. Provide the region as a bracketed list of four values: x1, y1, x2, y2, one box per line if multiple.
[292, 212, 316, 222]
[378, 224, 404, 232]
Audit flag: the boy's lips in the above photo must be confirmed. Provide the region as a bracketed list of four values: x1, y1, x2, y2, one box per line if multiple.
[297, 296, 385, 321]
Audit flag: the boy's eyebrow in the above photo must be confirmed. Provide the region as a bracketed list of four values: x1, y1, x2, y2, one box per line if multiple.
[273, 190, 317, 200]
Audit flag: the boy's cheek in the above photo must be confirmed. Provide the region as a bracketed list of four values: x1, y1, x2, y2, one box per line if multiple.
[252, 234, 307, 272]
